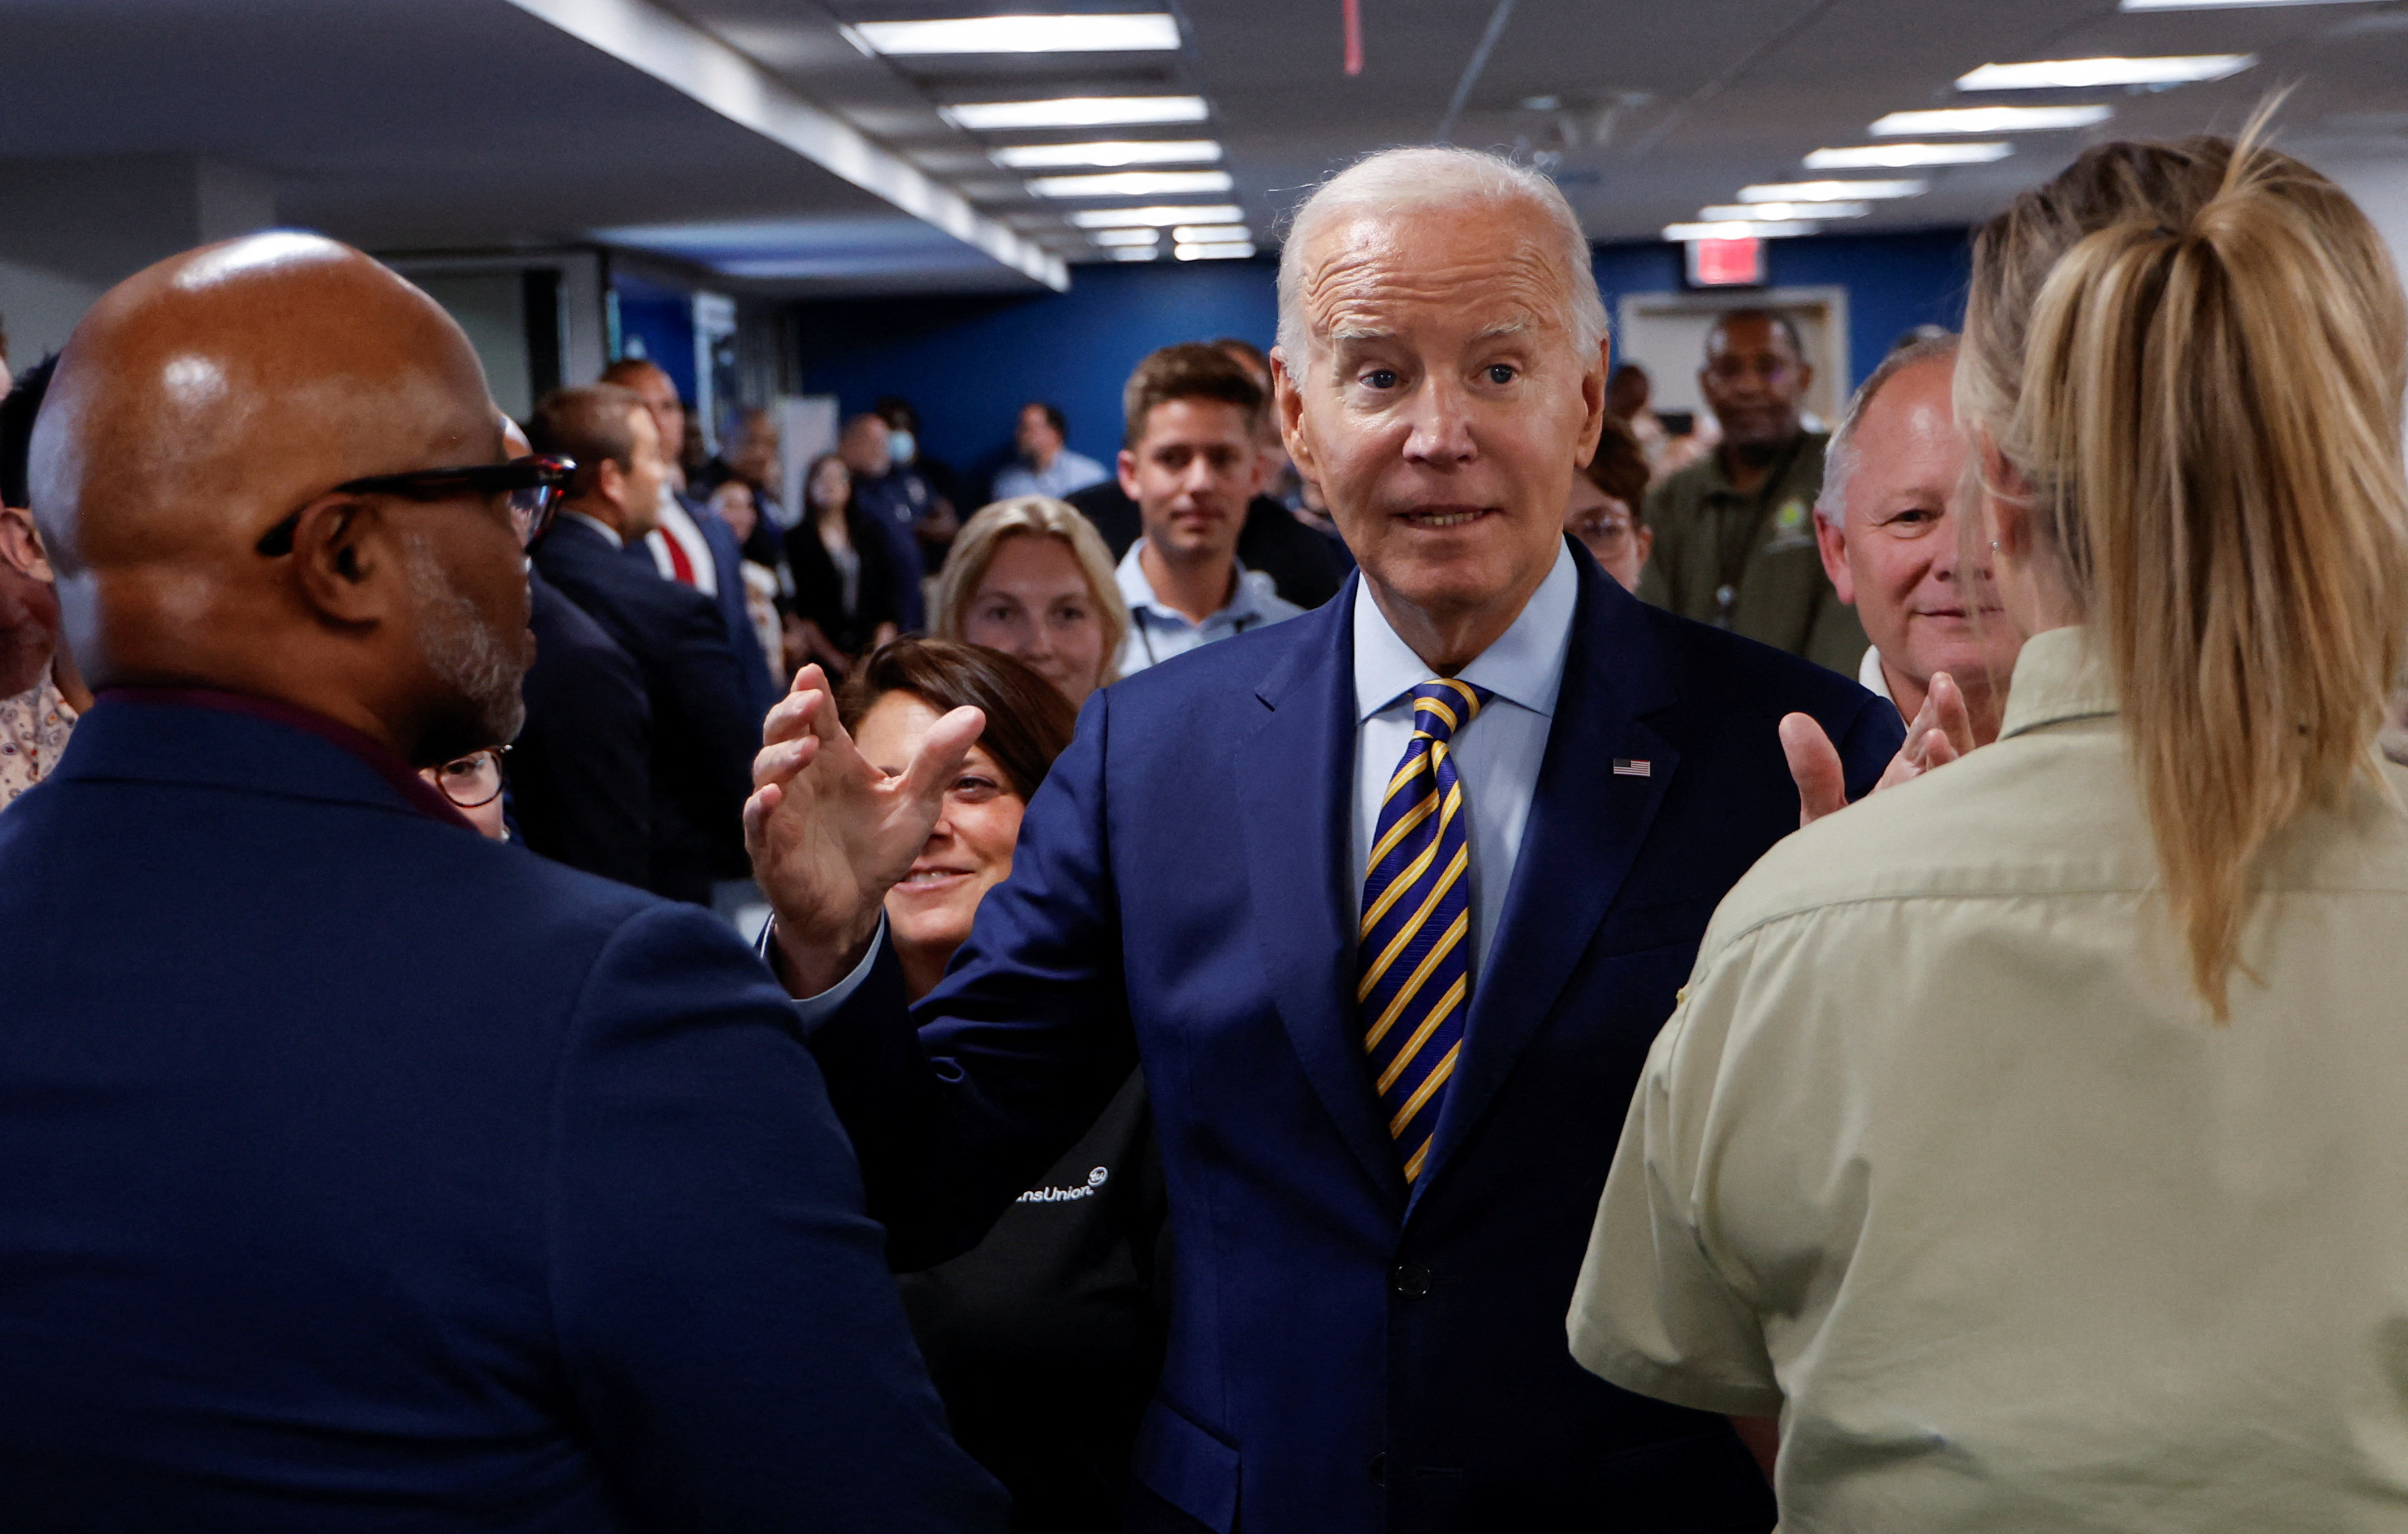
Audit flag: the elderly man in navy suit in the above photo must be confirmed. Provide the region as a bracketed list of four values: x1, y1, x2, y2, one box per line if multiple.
[750, 149, 1903, 1533]
[0, 232, 1002, 1530]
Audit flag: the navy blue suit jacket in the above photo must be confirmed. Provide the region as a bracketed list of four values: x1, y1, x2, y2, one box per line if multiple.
[630, 496, 782, 724]
[0, 695, 1004, 1531]
[513, 569, 653, 888]
[813, 547, 1901, 1534]
[536, 516, 756, 904]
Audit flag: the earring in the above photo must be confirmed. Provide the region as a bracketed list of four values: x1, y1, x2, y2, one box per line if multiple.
[1988, 540, 2001, 551]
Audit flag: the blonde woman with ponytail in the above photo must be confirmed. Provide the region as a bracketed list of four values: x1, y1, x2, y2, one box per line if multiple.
[1567, 133, 2408, 1531]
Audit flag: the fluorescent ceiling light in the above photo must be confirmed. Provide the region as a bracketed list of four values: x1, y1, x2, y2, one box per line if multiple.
[1070, 203, 1242, 227]
[942, 96, 1209, 131]
[1740, 179, 1924, 202]
[1090, 227, 1160, 246]
[1663, 221, 1817, 241]
[1874, 105, 2113, 135]
[992, 139, 1220, 169]
[1109, 247, 1160, 261]
[1172, 223, 1249, 241]
[2123, 0, 2380, 8]
[850, 14, 1178, 55]
[1175, 242, 1256, 260]
[1701, 202, 1870, 221]
[1956, 55, 2254, 91]
[1029, 169, 1234, 198]
[1806, 141, 2014, 169]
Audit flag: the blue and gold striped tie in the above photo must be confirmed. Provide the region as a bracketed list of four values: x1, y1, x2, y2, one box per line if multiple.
[1359, 678, 1490, 1184]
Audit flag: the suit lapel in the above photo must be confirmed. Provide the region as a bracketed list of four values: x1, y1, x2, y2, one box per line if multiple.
[1414, 558, 1681, 1201]
[1235, 584, 1409, 1208]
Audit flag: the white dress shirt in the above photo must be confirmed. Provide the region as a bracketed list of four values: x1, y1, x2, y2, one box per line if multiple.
[1351, 541, 1577, 973]
[1857, 644, 1893, 706]
[993, 450, 1110, 502]
[643, 491, 719, 597]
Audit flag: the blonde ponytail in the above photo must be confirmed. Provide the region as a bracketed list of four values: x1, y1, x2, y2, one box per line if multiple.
[1960, 130, 2408, 1015]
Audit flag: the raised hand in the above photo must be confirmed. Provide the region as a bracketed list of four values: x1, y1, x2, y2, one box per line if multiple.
[744, 664, 984, 996]
[1782, 670, 1976, 827]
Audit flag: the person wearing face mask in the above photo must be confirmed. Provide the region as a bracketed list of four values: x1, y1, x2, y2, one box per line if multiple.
[835, 638, 1167, 1534]
[931, 497, 1127, 710]
[876, 395, 961, 569]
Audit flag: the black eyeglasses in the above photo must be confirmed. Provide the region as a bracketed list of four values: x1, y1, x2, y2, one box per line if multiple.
[425, 746, 507, 809]
[254, 455, 576, 556]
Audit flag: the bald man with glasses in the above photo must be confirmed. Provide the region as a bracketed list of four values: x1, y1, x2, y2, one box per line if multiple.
[0, 233, 1002, 1531]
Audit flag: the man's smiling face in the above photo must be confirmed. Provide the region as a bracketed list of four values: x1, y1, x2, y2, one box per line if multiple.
[1277, 200, 1606, 647]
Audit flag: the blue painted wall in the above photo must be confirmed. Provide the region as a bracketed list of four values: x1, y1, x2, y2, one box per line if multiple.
[611, 273, 699, 407]
[791, 228, 1971, 498]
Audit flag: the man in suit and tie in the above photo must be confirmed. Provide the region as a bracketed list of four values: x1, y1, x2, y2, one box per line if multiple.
[2, 231, 1001, 1528]
[529, 383, 757, 906]
[600, 358, 781, 720]
[749, 147, 1903, 1533]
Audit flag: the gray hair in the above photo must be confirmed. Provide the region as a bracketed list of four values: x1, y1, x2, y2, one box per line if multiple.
[1815, 333, 1960, 527]
[1275, 146, 1608, 365]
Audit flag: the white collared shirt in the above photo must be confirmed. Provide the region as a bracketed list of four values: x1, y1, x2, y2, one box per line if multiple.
[1351, 541, 1579, 973]
[644, 490, 718, 597]
[1859, 644, 1894, 706]
[1114, 540, 1303, 677]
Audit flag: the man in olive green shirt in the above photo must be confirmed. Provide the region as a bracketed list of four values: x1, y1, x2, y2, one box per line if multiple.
[1636, 310, 1866, 674]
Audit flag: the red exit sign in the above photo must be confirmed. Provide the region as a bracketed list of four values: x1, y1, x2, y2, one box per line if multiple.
[1687, 237, 1764, 287]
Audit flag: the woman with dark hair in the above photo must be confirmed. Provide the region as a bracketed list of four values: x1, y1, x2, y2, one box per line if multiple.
[784, 452, 900, 677]
[838, 638, 1165, 1534]
[1565, 414, 1652, 590]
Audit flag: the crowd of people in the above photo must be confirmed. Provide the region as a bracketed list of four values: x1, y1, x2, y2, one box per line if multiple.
[3, 124, 2407, 1533]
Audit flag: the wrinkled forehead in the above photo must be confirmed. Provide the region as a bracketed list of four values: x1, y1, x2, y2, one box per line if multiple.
[1299, 206, 1574, 355]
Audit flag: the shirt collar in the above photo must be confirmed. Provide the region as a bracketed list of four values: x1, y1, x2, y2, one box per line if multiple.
[1858, 644, 1894, 704]
[560, 509, 623, 549]
[1116, 538, 1270, 624]
[1997, 625, 2118, 740]
[93, 686, 476, 830]
[1353, 540, 1579, 722]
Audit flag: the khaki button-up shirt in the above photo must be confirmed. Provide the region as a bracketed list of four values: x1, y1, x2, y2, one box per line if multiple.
[1570, 626, 2408, 1532]
[1636, 432, 1865, 676]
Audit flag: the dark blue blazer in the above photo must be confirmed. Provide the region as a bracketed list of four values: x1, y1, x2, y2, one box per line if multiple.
[513, 569, 653, 888]
[628, 496, 783, 723]
[0, 695, 1004, 1531]
[813, 546, 1901, 1534]
[536, 515, 756, 904]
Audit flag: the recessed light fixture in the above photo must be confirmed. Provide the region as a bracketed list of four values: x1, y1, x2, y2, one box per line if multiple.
[942, 97, 1209, 131]
[850, 14, 1179, 55]
[2122, 0, 2377, 8]
[1664, 221, 1817, 241]
[1109, 247, 1161, 261]
[1029, 170, 1234, 198]
[1873, 105, 2113, 135]
[1172, 223, 1249, 242]
[1740, 179, 1924, 202]
[1069, 203, 1244, 227]
[1090, 227, 1161, 246]
[1175, 241, 1256, 260]
[992, 140, 1221, 169]
[1955, 55, 2254, 91]
[1701, 202, 1870, 221]
[1806, 142, 2014, 169]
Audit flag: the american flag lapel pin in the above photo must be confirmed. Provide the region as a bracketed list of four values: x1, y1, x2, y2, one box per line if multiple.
[1612, 758, 1652, 778]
